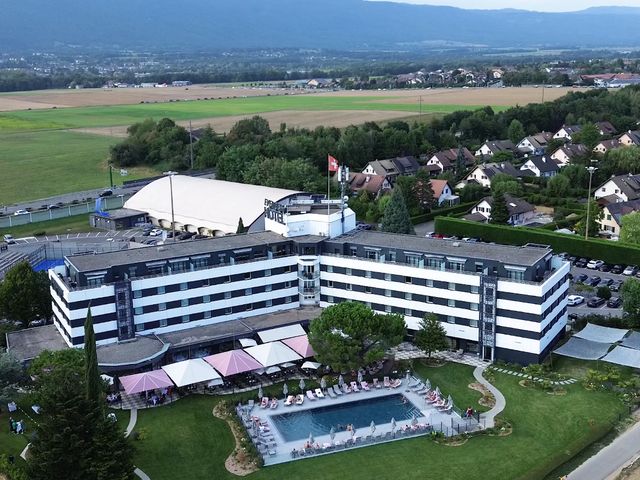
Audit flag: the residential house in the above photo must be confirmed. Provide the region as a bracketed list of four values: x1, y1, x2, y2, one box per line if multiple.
[519, 156, 562, 178]
[475, 140, 517, 158]
[460, 162, 522, 189]
[362, 156, 420, 182]
[593, 139, 621, 155]
[465, 194, 535, 225]
[306, 78, 335, 89]
[594, 121, 617, 136]
[619, 130, 640, 147]
[550, 144, 588, 166]
[430, 180, 459, 207]
[425, 148, 475, 174]
[348, 173, 391, 198]
[392, 156, 421, 176]
[517, 132, 553, 155]
[553, 125, 582, 141]
[599, 199, 640, 235]
[594, 173, 640, 203]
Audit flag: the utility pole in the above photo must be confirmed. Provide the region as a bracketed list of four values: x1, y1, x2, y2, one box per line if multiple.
[585, 164, 598, 240]
[109, 164, 114, 188]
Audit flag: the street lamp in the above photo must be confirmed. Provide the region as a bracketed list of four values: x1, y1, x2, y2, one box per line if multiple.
[585, 165, 598, 240]
[163, 171, 178, 242]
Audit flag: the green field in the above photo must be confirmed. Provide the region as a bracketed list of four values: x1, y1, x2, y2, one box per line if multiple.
[0, 213, 98, 238]
[0, 96, 501, 132]
[131, 365, 626, 480]
[0, 131, 156, 204]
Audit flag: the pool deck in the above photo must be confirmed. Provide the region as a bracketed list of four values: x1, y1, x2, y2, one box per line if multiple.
[240, 379, 480, 466]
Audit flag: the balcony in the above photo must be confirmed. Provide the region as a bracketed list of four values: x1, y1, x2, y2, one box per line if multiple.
[298, 271, 320, 280]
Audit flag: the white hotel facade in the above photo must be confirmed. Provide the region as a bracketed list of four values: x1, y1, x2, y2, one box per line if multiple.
[48, 199, 569, 366]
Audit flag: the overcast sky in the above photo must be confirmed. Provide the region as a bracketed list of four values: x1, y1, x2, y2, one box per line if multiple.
[369, 0, 640, 12]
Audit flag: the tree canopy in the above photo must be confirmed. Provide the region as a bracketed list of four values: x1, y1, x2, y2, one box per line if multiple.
[620, 211, 640, 245]
[381, 186, 415, 234]
[308, 302, 406, 371]
[489, 191, 510, 225]
[0, 351, 26, 405]
[622, 278, 640, 326]
[414, 313, 449, 359]
[0, 261, 52, 327]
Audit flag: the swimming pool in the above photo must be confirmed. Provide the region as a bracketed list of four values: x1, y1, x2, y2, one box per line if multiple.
[270, 394, 421, 442]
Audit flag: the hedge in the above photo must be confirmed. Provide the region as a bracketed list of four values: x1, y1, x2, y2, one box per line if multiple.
[411, 202, 475, 225]
[434, 217, 640, 265]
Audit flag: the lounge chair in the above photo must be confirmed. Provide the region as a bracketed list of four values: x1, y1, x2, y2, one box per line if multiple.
[306, 390, 317, 400]
[410, 382, 424, 392]
[383, 376, 391, 388]
[284, 395, 295, 406]
[408, 377, 420, 388]
[326, 387, 337, 398]
[247, 399, 255, 410]
[391, 379, 402, 389]
[372, 378, 381, 389]
[260, 397, 269, 408]
[342, 384, 352, 394]
[332, 385, 343, 396]
[295, 394, 304, 405]
[270, 399, 278, 409]
[315, 388, 325, 399]
[360, 381, 370, 391]
[350, 381, 360, 392]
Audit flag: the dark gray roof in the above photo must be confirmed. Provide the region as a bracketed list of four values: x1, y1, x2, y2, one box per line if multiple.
[483, 194, 535, 216]
[483, 139, 517, 155]
[6, 325, 69, 363]
[332, 229, 549, 266]
[480, 161, 521, 179]
[525, 155, 561, 173]
[97, 334, 169, 368]
[610, 174, 640, 201]
[392, 156, 420, 174]
[605, 199, 640, 224]
[66, 231, 286, 272]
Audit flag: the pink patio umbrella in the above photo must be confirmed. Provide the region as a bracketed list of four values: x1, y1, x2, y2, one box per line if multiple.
[120, 369, 174, 395]
[204, 350, 263, 377]
[282, 335, 315, 358]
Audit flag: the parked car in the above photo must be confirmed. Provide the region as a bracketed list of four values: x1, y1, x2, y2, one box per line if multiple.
[13, 209, 29, 216]
[600, 278, 614, 287]
[149, 228, 163, 237]
[28, 319, 47, 327]
[607, 297, 622, 308]
[623, 265, 638, 276]
[598, 264, 612, 273]
[587, 259, 604, 270]
[586, 276, 601, 287]
[47, 204, 60, 210]
[611, 264, 624, 275]
[567, 295, 585, 306]
[610, 280, 623, 292]
[3, 234, 15, 244]
[587, 297, 606, 308]
[141, 230, 151, 237]
[178, 232, 195, 240]
[567, 256, 577, 265]
[575, 258, 589, 268]
[99, 189, 113, 197]
[575, 273, 588, 283]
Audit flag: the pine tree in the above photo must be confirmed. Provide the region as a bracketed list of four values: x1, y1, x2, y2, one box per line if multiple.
[415, 313, 449, 359]
[236, 217, 246, 234]
[489, 191, 510, 225]
[84, 308, 102, 407]
[455, 145, 466, 175]
[381, 187, 415, 234]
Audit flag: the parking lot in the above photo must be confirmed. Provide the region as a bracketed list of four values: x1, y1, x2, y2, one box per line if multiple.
[567, 263, 633, 318]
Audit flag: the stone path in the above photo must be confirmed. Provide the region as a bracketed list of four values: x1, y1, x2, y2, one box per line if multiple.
[134, 468, 151, 480]
[489, 366, 578, 386]
[473, 366, 506, 429]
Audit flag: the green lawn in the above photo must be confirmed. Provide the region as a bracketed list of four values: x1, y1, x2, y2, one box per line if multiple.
[0, 404, 34, 466]
[0, 130, 157, 204]
[0, 96, 504, 132]
[131, 365, 626, 480]
[0, 213, 98, 238]
[414, 361, 487, 412]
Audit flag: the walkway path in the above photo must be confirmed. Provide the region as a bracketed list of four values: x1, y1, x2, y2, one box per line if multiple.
[489, 365, 578, 386]
[134, 468, 151, 480]
[121, 408, 151, 480]
[473, 366, 506, 429]
[567, 416, 640, 480]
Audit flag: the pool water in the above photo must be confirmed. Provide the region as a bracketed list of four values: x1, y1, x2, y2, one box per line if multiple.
[270, 394, 421, 442]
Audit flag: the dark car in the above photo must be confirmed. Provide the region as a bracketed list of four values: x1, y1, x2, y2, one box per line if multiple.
[600, 278, 614, 287]
[575, 273, 588, 283]
[607, 297, 622, 308]
[178, 232, 195, 240]
[567, 256, 577, 264]
[610, 280, 623, 292]
[586, 276, 601, 287]
[587, 297, 606, 308]
[99, 189, 113, 197]
[194, 234, 208, 239]
[599, 264, 612, 273]
[611, 265, 624, 275]
[575, 258, 589, 268]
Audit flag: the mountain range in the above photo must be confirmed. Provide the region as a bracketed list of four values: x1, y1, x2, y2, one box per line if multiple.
[2, 0, 640, 52]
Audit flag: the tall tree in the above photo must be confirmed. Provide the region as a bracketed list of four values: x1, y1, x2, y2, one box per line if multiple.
[0, 261, 52, 327]
[0, 351, 25, 405]
[381, 187, 415, 234]
[547, 174, 570, 197]
[574, 123, 601, 151]
[236, 217, 246, 234]
[308, 302, 406, 371]
[507, 119, 525, 145]
[620, 211, 640, 245]
[622, 278, 640, 326]
[489, 191, 510, 225]
[84, 308, 102, 407]
[574, 199, 603, 238]
[414, 313, 449, 359]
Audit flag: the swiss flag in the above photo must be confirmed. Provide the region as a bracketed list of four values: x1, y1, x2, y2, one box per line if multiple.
[328, 154, 339, 172]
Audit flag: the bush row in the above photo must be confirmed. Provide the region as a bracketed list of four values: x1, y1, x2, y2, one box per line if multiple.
[433, 217, 640, 265]
[411, 202, 475, 225]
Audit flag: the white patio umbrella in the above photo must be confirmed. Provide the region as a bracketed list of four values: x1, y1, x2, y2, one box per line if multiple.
[405, 371, 411, 383]
[391, 418, 397, 434]
[320, 377, 327, 391]
[425, 379, 431, 391]
[411, 416, 418, 426]
[301, 361, 321, 370]
[447, 394, 453, 406]
[299, 378, 306, 392]
[308, 432, 314, 445]
[101, 374, 114, 386]
[258, 385, 263, 399]
[330, 426, 336, 442]
[265, 366, 281, 375]
[338, 374, 344, 387]
[283, 383, 289, 397]
[357, 370, 363, 383]
[435, 386, 441, 397]
[370, 420, 376, 435]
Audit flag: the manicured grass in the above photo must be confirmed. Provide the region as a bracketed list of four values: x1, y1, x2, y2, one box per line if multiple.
[0, 96, 505, 132]
[0, 404, 33, 465]
[132, 366, 626, 480]
[0, 130, 157, 204]
[0, 213, 97, 238]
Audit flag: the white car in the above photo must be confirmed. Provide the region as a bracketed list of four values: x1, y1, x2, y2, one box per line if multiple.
[13, 209, 29, 216]
[149, 228, 163, 237]
[586, 260, 604, 270]
[567, 295, 585, 306]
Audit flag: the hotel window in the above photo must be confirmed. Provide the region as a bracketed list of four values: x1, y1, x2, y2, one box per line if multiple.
[284, 266, 292, 273]
[447, 316, 455, 324]
[384, 273, 391, 281]
[475, 263, 484, 273]
[87, 277, 104, 288]
[327, 265, 333, 273]
[181, 315, 189, 323]
[327, 280, 334, 288]
[135, 323, 144, 332]
[327, 296, 334, 303]
[204, 310, 211, 319]
[157, 286, 165, 294]
[426, 279, 433, 287]
[448, 299, 456, 307]
[405, 308, 412, 316]
[203, 295, 211, 303]
[365, 250, 378, 260]
[388, 251, 396, 262]
[128, 266, 138, 278]
[160, 318, 167, 327]
[385, 289, 391, 297]
[159, 303, 166, 311]
[470, 303, 479, 311]
[173, 262, 187, 273]
[285, 296, 292, 304]
[448, 260, 465, 272]
[266, 299, 273, 307]
[134, 307, 143, 315]
[365, 302, 372, 309]
[225, 307, 232, 315]
[265, 269, 271, 277]
[224, 275, 231, 283]
[385, 305, 392, 313]
[448, 282, 456, 291]
[346, 284, 353, 291]
[245, 288, 252, 296]
[405, 276, 412, 284]
[192, 257, 208, 269]
[405, 254, 421, 267]
[426, 257, 444, 270]
[426, 296, 433, 303]
[285, 281, 292, 288]
[346, 268, 352, 276]
[350, 247, 358, 257]
[506, 269, 525, 281]
[471, 286, 479, 294]
[365, 286, 372, 294]
[265, 284, 272, 292]
[244, 272, 252, 280]
[224, 291, 232, 299]
[181, 299, 188, 307]
[365, 270, 371, 278]
[246, 303, 253, 311]
[405, 292, 412, 301]
[469, 319, 478, 328]
[485, 305, 494, 316]
[133, 290, 142, 299]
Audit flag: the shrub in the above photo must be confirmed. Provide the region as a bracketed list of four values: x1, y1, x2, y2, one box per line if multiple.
[411, 202, 476, 225]
[0, 455, 28, 480]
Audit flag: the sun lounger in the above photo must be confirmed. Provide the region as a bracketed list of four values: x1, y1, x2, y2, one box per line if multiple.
[373, 378, 381, 389]
[408, 377, 420, 388]
[284, 395, 295, 406]
[360, 381, 370, 391]
[295, 394, 304, 405]
[270, 399, 278, 409]
[410, 382, 424, 391]
[342, 384, 352, 394]
[383, 376, 391, 388]
[306, 390, 317, 400]
[247, 399, 255, 410]
[326, 387, 337, 398]
[391, 379, 402, 389]
[332, 385, 343, 396]
[260, 397, 269, 408]
[315, 388, 325, 399]
[350, 381, 360, 392]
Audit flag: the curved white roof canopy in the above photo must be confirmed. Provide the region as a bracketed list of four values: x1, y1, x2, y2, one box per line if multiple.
[124, 175, 300, 235]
